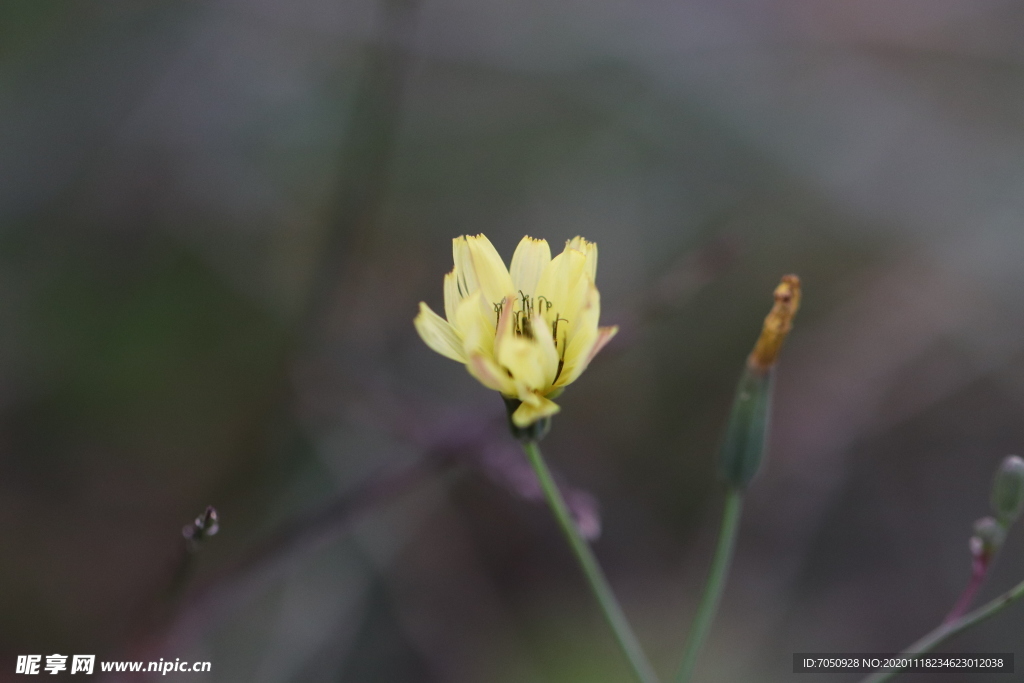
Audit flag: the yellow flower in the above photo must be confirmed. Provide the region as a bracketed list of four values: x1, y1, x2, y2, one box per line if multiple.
[415, 234, 619, 427]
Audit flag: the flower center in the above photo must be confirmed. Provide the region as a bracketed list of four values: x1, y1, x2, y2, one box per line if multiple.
[493, 292, 568, 341]
[494, 291, 570, 382]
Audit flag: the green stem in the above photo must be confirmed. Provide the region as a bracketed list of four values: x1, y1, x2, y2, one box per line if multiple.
[859, 576, 1024, 683]
[521, 441, 660, 683]
[675, 487, 744, 683]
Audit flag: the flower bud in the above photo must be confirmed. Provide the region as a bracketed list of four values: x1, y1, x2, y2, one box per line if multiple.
[970, 516, 1005, 561]
[718, 275, 800, 489]
[717, 366, 773, 488]
[991, 455, 1024, 526]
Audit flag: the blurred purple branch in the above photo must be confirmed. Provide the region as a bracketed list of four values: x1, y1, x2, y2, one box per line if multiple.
[479, 439, 602, 540]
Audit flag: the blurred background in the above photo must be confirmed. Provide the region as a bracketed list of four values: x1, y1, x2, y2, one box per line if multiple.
[3, 0, 1024, 681]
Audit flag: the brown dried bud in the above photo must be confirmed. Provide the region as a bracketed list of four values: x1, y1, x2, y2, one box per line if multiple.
[748, 274, 801, 373]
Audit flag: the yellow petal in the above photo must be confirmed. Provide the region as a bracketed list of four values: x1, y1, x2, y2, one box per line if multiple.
[465, 234, 515, 306]
[497, 335, 551, 391]
[563, 271, 593, 342]
[554, 283, 606, 386]
[492, 294, 517, 360]
[555, 325, 595, 386]
[566, 280, 601, 343]
[514, 380, 543, 405]
[467, 352, 515, 395]
[443, 269, 461, 322]
[452, 236, 479, 298]
[414, 302, 466, 362]
[510, 236, 551, 297]
[530, 313, 560, 387]
[511, 394, 561, 427]
[534, 247, 587, 337]
[556, 325, 617, 387]
[535, 248, 585, 311]
[455, 291, 496, 356]
[567, 236, 598, 282]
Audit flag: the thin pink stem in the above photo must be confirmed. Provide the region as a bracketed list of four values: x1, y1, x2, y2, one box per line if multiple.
[943, 556, 989, 624]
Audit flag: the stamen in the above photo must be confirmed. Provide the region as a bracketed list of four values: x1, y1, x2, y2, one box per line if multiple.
[519, 290, 532, 315]
[551, 314, 569, 346]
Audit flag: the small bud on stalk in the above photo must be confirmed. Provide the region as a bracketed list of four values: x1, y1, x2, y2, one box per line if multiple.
[991, 455, 1024, 526]
[718, 275, 801, 488]
[970, 516, 1006, 563]
[945, 514, 1006, 625]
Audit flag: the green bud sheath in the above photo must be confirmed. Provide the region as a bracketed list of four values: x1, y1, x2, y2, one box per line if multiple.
[717, 367, 773, 488]
[991, 455, 1024, 526]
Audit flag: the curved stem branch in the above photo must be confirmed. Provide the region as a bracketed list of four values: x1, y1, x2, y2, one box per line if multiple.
[675, 487, 744, 683]
[521, 441, 660, 683]
[860, 575, 1024, 683]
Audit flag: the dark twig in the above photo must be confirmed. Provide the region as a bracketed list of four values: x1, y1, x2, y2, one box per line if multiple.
[158, 506, 220, 609]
